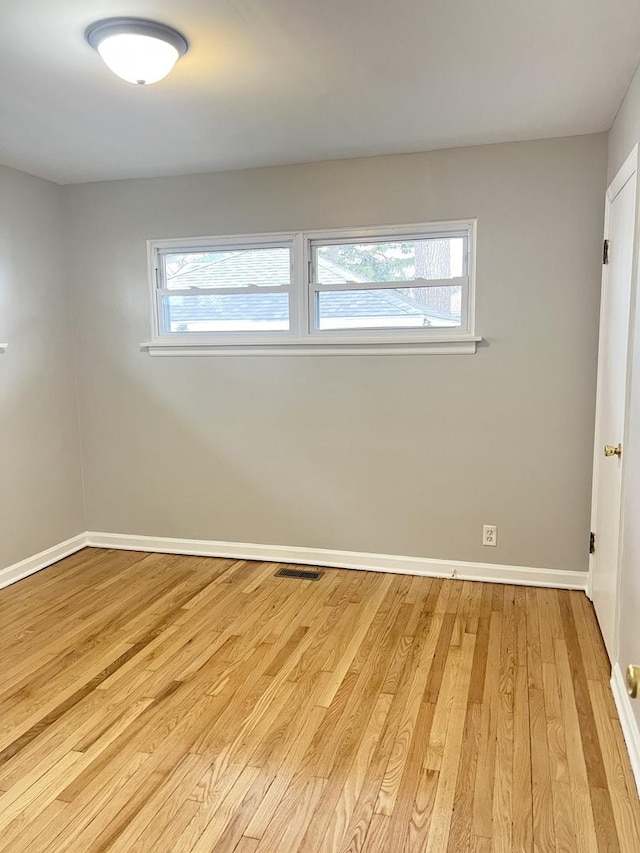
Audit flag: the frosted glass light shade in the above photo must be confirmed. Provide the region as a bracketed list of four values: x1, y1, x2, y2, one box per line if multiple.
[97, 34, 179, 84]
[86, 18, 188, 85]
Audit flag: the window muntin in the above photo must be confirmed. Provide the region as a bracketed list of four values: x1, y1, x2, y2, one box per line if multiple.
[149, 222, 475, 347]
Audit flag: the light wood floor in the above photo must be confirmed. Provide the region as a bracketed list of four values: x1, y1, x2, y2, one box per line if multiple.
[0, 549, 639, 852]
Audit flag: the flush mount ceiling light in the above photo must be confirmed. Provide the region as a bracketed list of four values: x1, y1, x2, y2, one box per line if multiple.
[85, 18, 188, 85]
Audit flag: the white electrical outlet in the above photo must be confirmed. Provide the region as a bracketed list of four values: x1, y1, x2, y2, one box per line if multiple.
[482, 524, 497, 546]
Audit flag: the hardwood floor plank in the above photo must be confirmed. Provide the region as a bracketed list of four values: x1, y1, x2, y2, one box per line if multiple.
[190, 765, 262, 853]
[424, 631, 476, 853]
[471, 609, 502, 840]
[542, 661, 570, 785]
[361, 812, 390, 852]
[422, 615, 459, 773]
[526, 586, 543, 691]
[513, 664, 534, 852]
[377, 609, 446, 809]
[554, 636, 600, 853]
[445, 700, 481, 852]
[492, 595, 516, 853]
[407, 766, 439, 852]
[529, 686, 556, 852]
[551, 780, 578, 853]
[234, 839, 260, 853]
[384, 698, 436, 852]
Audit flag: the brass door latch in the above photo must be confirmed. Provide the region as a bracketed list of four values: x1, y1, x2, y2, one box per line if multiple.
[627, 665, 640, 699]
[604, 443, 623, 458]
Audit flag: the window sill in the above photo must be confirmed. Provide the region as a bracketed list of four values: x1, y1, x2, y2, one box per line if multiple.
[140, 336, 482, 357]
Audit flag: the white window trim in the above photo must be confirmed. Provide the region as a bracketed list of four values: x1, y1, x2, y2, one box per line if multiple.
[141, 220, 480, 356]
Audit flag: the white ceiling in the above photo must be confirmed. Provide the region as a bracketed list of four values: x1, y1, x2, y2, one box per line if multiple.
[1, 0, 640, 184]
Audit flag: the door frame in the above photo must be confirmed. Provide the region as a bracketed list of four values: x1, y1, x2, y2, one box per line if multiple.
[588, 144, 640, 663]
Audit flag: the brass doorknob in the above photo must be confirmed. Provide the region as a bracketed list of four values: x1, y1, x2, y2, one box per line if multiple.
[604, 443, 623, 458]
[627, 665, 640, 699]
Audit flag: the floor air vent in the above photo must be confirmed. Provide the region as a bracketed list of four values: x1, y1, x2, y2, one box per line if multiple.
[274, 567, 324, 581]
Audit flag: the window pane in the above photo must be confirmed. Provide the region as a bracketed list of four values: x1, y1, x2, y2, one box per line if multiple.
[163, 247, 291, 289]
[314, 237, 465, 284]
[315, 285, 462, 331]
[161, 292, 290, 332]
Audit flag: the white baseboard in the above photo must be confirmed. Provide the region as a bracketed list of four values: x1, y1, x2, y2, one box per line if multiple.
[611, 663, 640, 796]
[0, 533, 88, 591]
[0, 530, 588, 594]
[585, 567, 594, 601]
[85, 531, 587, 590]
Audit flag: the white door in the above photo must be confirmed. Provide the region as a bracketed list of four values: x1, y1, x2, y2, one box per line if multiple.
[590, 147, 638, 659]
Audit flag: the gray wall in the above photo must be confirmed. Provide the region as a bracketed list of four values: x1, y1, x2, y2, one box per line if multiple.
[609, 64, 640, 179]
[608, 65, 640, 735]
[0, 165, 84, 570]
[65, 134, 608, 571]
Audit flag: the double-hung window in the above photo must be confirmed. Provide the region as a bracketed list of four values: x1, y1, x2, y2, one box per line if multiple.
[145, 220, 478, 354]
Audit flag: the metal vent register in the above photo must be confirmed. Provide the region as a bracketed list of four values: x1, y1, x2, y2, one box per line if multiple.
[274, 567, 324, 581]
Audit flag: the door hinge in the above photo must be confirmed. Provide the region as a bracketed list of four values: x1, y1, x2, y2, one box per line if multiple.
[603, 239, 609, 265]
[590, 531, 596, 555]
